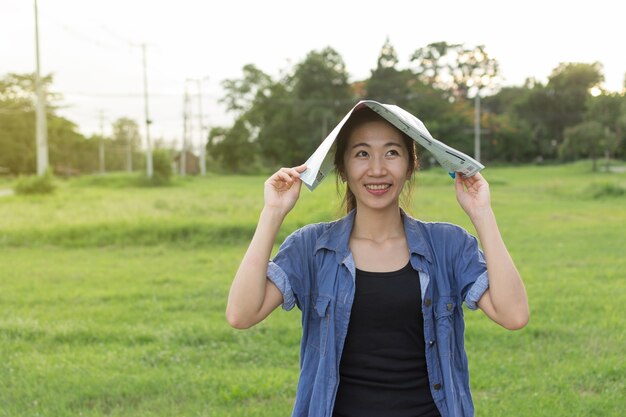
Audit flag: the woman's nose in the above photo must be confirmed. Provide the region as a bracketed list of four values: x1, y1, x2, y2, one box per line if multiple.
[368, 157, 386, 176]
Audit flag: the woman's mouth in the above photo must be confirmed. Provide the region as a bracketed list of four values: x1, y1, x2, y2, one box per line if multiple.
[365, 184, 391, 195]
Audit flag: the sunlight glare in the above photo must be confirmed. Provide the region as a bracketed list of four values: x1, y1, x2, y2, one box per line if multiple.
[590, 86, 602, 96]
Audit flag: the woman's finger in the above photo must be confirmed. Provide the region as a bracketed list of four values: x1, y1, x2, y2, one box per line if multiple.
[276, 171, 293, 185]
[268, 165, 306, 190]
[281, 166, 303, 179]
[455, 174, 467, 193]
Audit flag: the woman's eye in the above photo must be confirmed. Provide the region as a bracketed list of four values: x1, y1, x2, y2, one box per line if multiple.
[386, 150, 400, 156]
[356, 150, 368, 157]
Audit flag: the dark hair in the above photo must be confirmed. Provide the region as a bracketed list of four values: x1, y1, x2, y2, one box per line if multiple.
[333, 107, 419, 214]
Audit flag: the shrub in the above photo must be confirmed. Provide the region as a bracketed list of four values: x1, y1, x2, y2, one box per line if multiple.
[14, 170, 56, 195]
[153, 149, 173, 179]
[586, 182, 626, 199]
[138, 149, 173, 186]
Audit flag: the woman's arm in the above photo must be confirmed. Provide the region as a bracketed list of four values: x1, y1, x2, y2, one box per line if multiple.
[455, 173, 530, 330]
[225, 165, 306, 329]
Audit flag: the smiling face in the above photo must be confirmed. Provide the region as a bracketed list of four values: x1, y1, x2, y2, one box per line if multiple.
[342, 120, 411, 212]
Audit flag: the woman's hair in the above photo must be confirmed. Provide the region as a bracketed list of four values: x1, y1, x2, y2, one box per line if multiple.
[333, 107, 419, 214]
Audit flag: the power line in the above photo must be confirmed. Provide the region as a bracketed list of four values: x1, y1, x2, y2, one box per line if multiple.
[63, 91, 210, 98]
[60, 24, 118, 49]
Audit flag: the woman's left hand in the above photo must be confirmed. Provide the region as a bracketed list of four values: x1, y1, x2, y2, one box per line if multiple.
[454, 172, 492, 220]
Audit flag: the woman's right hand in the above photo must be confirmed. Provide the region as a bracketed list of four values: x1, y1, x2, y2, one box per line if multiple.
[263, 164, 307, 216]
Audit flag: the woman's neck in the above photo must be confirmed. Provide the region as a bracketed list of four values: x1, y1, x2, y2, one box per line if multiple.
[351, 205, 405, 243]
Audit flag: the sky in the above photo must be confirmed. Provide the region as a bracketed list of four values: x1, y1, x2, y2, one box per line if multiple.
[3, 0, 625, 151]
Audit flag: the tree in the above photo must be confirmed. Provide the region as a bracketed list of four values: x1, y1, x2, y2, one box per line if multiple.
[585, 92, 626, 160]
[512, 62, 605, 160]
[0, 73, 50, 174]
[219, 65, 285, 168]
[410, 42, 499, 100]
[407, 42, 500, 161]
[0, 72, 91, 175]
[483, 113, 535, 162]
[560, 121, 610, 171]
[279, 47, 354, 166]
[217, 48, 353, 171]
[365, 38, 415, 107]
[111, 117, 141, 172]
[620, 98, 626, 159]
[208, 119, 257, 173]
[250, 82, 298, 168]
[482, 86, 527, 115]
[479, 85, 536, 162]
[48, 116, 95, 175]
[509, 81, 553, 159]
[547, 62, 604, 139]
[584, 92, 626, 163]
[220, 64, 273, 116]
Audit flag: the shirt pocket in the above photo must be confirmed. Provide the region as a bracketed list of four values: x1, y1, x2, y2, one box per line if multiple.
[306, 295, 332, 357]
[434, 296, 457, 358]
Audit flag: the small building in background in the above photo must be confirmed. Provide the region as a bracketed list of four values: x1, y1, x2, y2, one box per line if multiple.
[174, 150, 200, 175]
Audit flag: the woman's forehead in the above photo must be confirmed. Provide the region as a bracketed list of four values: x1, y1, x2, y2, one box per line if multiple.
[348, 120, 405, 145]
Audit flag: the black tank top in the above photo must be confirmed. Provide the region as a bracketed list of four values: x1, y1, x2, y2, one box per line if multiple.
[332, 262, 441, 417]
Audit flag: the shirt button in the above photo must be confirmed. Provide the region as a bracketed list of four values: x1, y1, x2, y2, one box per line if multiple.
[434, 383, 442, 390]
[428, 340, 435, 346]
[425, 298, 432, 307]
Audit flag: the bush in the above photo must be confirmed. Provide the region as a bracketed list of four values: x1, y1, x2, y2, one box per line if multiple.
[14, 170, 56, 195]
[586, 182, 626, 199]
[139, 149, 173, 186]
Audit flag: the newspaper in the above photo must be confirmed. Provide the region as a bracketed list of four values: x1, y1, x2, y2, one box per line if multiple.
[300, 100, 484, 191]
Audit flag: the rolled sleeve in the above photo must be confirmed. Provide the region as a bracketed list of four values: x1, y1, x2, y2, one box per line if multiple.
[267, 260, 296, 311]
[453, 226, 489, 310]
[464, 270, 489, 310]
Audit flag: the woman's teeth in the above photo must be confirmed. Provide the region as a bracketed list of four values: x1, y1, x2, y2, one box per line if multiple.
[365, 184, 391, 190]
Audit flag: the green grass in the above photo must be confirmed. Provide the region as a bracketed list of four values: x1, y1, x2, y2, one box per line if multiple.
[0, 161, 625, 416]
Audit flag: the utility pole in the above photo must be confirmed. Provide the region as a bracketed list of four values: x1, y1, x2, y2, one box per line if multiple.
[34, 0, 48, 176]
[181, 86, 190, 176]
[474, 92, 481, 163]
[186, 77, 209, 176]
[98, 110, 106, 174]
[195, 79, 206, 176]
[141, 44, 153, 178]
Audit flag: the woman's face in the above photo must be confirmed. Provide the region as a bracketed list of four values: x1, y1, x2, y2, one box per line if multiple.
[342, 120, 410, 212]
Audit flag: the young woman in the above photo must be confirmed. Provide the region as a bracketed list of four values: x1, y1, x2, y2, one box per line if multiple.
[226, 107, 529, 417]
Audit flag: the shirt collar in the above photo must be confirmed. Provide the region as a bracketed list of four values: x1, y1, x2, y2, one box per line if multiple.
[314, 208, 434, 264]
[314, 209, 355, 265]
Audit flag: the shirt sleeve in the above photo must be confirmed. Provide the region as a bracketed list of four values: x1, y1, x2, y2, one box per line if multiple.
[454, 228, 489, 310]
[267, 227, 310, 311]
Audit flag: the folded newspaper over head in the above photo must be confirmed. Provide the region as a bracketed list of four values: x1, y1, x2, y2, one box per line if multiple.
[299, 100, 485, 191]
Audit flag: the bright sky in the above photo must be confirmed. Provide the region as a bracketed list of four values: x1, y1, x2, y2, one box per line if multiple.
[3, 0, 625, 149]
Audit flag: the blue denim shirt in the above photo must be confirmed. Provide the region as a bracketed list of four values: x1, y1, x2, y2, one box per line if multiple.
[267, 209, 489, 417]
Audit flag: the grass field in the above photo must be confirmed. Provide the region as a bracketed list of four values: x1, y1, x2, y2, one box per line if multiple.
[0, 162, 625, 416]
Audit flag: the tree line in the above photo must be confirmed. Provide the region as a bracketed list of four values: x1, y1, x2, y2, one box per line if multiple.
[210, 40, 626, 173]
[1, 40, 625, 176]
[0, 73, 150, 175]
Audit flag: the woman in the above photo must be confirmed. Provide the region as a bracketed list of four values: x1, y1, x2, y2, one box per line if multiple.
[226, 106, 529, 417]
